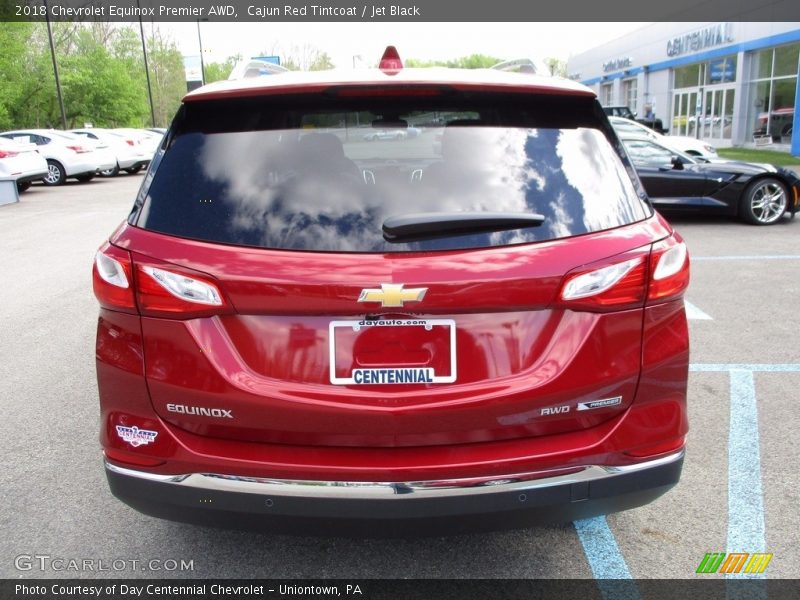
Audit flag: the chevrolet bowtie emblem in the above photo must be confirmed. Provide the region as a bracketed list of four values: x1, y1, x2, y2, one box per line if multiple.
[358, 284, 428, 308]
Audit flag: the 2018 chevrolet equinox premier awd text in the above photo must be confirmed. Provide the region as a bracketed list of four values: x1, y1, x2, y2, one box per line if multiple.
[93, 48, 689, 536]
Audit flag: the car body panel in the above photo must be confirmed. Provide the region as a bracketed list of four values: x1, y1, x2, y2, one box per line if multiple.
[0, 137, 48, 183]
[109, 218, 671, 447]
[69, 128, 151, 170]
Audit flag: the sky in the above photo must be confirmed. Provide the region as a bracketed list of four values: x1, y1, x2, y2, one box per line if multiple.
[162, 22, 650, 70]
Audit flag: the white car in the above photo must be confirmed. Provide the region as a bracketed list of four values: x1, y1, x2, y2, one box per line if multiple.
[609, 116, 718, 159]
[363, 129, 407, 141]
[112, 128, 160, 162]
[0, 136, 48, 191]
[0, 129, 116, 185]
[70, 128, 151, 176]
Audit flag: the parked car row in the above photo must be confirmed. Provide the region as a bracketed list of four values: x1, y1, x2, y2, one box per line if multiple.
[0, 128, 163, 190]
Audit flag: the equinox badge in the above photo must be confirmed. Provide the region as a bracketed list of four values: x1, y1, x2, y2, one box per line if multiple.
[358, 283, 427, 308]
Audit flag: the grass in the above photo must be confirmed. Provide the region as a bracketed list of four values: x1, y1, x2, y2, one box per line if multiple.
[717, 147, 800, 166]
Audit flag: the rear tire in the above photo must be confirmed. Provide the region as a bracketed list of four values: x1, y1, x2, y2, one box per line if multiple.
[43, 160, 66, 186]
[100, 164, 120, 177]
[740, 178, 788, 225]
[76, 174, 95, 183]
[17, 181, 32, 192]
[124, 165, 143, 174]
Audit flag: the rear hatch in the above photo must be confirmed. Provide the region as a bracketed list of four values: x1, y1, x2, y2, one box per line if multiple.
[112, 87, 668, 448]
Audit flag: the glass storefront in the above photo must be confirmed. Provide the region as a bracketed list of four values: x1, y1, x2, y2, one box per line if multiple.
[601, 83, 613, 106]
[671, 55, 737, 141]
[622, 78, 638, 111]
[747, 43, 799, 143]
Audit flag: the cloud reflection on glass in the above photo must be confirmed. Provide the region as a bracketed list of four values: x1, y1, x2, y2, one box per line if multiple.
[141, 124, 645, 253]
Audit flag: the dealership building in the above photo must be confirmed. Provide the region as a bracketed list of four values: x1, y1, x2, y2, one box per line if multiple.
[567, 22, 800, 155]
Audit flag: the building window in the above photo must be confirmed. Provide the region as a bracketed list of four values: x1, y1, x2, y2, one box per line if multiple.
[707, 56, 736, 84]
[622, 78, 638, 111]
[674, 64, 702, 89]
[601, 83, 614, 106]
[747, 43, 799, 142]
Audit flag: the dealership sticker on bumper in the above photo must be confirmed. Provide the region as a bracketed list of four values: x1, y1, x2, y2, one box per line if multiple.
[329, 318, 456, 385]
[115, 425, 158, 447]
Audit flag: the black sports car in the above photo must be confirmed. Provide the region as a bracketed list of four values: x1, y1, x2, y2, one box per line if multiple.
[621, 136, 800, 225]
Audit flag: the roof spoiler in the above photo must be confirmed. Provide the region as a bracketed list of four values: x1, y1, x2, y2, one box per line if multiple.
[228, 58, 289, 80]
[490, 58, 548, 75]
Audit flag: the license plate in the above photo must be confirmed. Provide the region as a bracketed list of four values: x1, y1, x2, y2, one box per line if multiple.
[328, 318, 457, 385]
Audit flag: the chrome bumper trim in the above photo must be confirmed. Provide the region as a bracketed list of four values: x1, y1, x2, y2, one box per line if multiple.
[105, 450, 684, 501]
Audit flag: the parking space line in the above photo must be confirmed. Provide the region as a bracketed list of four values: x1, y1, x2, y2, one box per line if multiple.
[727, 370, 766, 581]
[689, 363, 800, 594]
[575, 516, 641, 599]
[685, 300, 713, 320]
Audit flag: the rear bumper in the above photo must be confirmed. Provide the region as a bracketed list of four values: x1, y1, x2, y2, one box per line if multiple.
[106, 449, 684, 536]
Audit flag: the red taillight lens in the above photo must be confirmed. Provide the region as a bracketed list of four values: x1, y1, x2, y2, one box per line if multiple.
[559, 251, 648, 312]
[647, 236, 690, 304]
[336, 87, 444, 97]
[559, 234, 690, 312]
[134, 258, 229, 318]
[0, 149, 19, 158]
[93, 243, 136, 313]
[66, 145, 89, 153]
[125, 139, 135, 146]
[94, 246, 230, 318]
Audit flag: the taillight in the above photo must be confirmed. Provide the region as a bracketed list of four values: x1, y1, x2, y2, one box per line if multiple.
[560, 252, 648, 311]
[648, 236, 690, 303]
[125, 139, 135, 147]
[66, 145, 90, 153]
[93, 246, 230, 318]
[559, 234, 689, 312]
[0, 149, 19, 158]
[134, 259, 228, 318]
[93, 243, 136, 313]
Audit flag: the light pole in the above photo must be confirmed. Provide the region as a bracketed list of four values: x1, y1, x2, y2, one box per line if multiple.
[137, 0, 156, 127]
[43, 0, 67, 129]
[197, 20, 206, 85]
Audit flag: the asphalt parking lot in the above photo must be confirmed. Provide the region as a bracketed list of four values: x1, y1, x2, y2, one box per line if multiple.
[1, 176, 798, 584]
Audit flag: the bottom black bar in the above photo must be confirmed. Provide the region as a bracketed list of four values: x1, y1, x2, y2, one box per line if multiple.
[3, 579, 799, 600]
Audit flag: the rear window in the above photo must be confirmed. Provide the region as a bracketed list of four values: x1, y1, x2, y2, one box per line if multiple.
[133, 91, 649, 252]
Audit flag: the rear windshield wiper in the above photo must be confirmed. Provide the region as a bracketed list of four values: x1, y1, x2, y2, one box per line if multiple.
[383, 212, 545, 243]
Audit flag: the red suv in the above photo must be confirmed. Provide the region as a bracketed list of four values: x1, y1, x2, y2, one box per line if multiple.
[93, 49, 690, 535]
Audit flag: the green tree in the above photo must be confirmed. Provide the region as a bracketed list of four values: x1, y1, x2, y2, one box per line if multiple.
[145, 27, 187, 127]
[406, 54, 502, 69]
[544, 57, 567, 77]
[308, 51, 334, 71]
[58, 27, 148, 127]
[0, 22, 33, 129]
[204, 54, 241, 83]
[261, 43, 335, 71]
